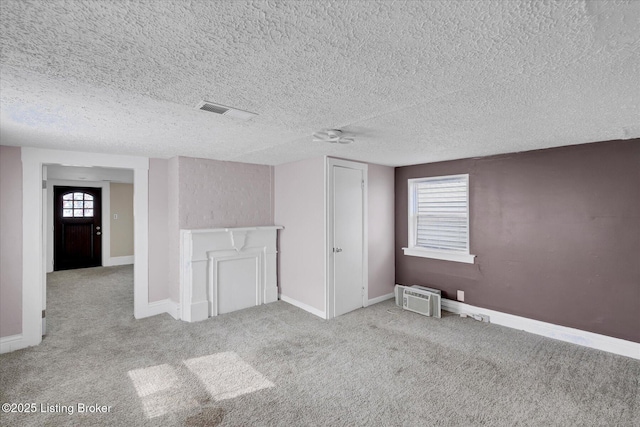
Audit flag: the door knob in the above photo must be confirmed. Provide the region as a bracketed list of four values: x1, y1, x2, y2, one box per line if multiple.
[96, 226, 101, 230]
[334, 247, 342, 253]
[96, 232, 101, 235]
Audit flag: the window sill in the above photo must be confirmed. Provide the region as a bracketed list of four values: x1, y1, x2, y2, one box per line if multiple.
[402, 247, 476, 264]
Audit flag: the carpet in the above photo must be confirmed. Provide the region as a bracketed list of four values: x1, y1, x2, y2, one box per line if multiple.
[1, 265, 638, 426]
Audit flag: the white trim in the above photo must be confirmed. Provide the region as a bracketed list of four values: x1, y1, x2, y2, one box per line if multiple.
[0, 334, 27, 354]
[179, 227, 280, 322]
[188, 301, 210, 322]
[362, 166, 369, 307]
[21, 148, 150, 350]
[132, 166, 149, 319]
[402, 247, 476, 264]
[104, 255, 134, 266]
[441, 299, 640, 360]
[208, 249, 263, 318]
[323, 156, 328, 318]
[279, 294, 326, 319]
[143, 299, 180, 319]
[46, 179, 111, 272]
[367, 292, 394, 306]
[166, 299, 180, 320]
[186, 226, 283, 234]
[406, 174, 474, 264]
[179, 230, 191, 321]
[325, 157, 368, 320]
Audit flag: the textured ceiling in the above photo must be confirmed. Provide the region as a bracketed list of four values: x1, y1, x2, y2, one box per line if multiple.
[1, 0, 638, 166]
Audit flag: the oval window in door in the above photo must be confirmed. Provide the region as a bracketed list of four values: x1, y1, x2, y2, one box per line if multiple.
[62, 192, 95, 218]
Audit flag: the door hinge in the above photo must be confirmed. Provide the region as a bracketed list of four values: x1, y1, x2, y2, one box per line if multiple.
[361, 180, 364, 189]
[42, 180, 47, 189]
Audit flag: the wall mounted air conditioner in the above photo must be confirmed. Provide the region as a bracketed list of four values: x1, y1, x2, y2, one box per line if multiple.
[394, 284, 407, 306]
[395, 285, 441, 305]
[395, 285, 442, 318]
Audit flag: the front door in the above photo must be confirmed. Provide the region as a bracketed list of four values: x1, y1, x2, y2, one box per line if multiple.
[54, 186, 102, 271]
[332, 165, 364, 317]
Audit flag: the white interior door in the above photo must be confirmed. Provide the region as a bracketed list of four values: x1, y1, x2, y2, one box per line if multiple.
[333, 165, 364, 317]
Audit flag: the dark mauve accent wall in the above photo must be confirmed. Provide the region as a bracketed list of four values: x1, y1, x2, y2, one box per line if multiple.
[395, 139, 640, 343]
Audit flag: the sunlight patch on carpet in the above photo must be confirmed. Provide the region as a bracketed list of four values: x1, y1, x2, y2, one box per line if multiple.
[128, 364, 199, 418]
[184, 352, 274, 401]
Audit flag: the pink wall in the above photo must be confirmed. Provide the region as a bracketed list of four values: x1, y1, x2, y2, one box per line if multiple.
[275, 157, 326, 312]
[167, 157, 180, 303]
[0, 146, 23, 337]
[367, 163, 395, 300]
[148, 158, 170, 302]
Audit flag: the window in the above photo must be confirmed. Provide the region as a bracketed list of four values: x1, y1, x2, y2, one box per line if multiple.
[62, 192, 94, 217]
[403, 174, 475, 263]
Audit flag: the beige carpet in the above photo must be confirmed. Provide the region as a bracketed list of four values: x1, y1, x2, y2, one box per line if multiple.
[1, 265, 638, 426]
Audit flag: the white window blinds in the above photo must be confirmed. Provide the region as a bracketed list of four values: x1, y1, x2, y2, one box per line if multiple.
[409, 174, 470, 256]
[414, 175, 468, 252]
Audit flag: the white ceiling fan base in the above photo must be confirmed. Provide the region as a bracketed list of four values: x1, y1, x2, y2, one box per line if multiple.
[314, 129, 353, 144]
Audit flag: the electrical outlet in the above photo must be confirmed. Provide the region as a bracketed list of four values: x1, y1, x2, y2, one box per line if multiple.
[113, 214, 118, 220]
[457, 290, 464, 302]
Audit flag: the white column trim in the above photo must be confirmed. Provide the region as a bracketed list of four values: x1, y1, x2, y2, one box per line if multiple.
[132, 166, 149, 319]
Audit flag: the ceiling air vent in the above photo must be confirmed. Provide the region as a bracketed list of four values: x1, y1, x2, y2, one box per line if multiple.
[195, 101, 257, 121]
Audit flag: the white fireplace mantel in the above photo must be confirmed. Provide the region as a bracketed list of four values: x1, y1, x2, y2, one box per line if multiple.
[180, 226, 283, 322]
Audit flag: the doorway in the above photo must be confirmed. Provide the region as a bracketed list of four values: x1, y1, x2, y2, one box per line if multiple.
[53, 186, 102, 270]
[20, 148, 150, 351]
[326, 158, 368, 319]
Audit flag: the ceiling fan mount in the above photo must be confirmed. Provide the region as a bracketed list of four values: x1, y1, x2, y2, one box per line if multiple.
[313, 128, 355, 144]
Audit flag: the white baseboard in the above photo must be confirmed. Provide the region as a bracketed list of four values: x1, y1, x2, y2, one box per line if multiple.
[0, 334, 27, 354]
[184, 301, 209, 323]
[104, 255, 134, 267]
[279, 294, 326, 319]
[166, 300, 180, 320]
[367, 292, 394, 306]
[441, 299, 640, 360]
[142, 298, 180, 319]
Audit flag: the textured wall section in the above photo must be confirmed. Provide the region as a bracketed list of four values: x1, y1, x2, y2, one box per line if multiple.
[163, 156, 274, 304]
[0, 145, 22, 337]
[178, 157, 273, 229]
[367, 163, 395, 300]
[148, 159, 170, 302]
[275, 157, 326, 312]
[110, 183, 134, 257]
[395, 139, 640, 343]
